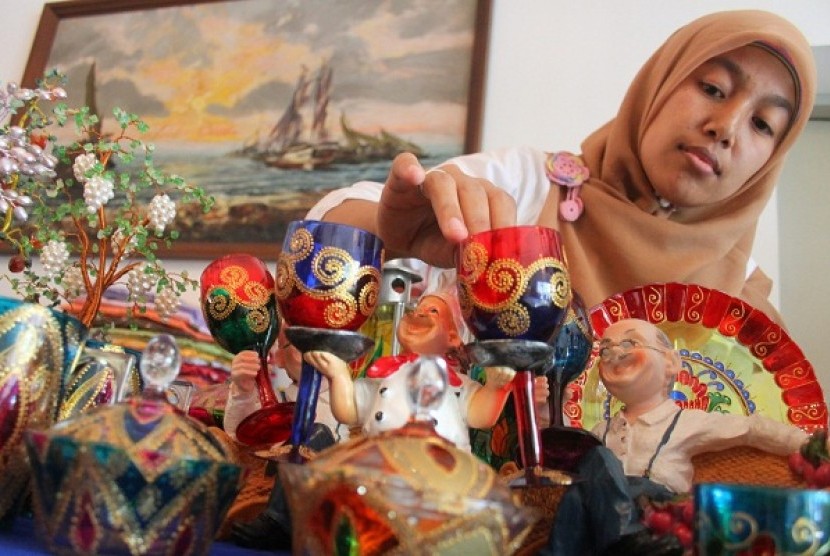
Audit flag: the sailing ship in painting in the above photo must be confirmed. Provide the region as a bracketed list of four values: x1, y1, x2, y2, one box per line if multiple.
[241, 61, 425, 170]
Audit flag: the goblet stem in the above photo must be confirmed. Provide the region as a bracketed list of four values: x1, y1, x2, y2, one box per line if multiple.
[256, 354, 278, 407]
[513, 369, 543, 485]
[547, 376, 568, 428]
[289, 360, 323, 452]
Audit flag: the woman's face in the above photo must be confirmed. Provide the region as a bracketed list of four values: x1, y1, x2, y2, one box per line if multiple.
[640, 45, 796, 208]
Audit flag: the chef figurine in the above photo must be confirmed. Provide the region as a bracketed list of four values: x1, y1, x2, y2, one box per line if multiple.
[305, 289, 516, 450]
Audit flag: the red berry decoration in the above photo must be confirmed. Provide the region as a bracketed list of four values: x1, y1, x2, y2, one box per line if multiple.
[814, 461, 830, 488]
[788, 451, 806, 477]
[645, 508, 674, 535]
[671, 521, 693, 549]
[748, 532, 777, 556]
[8, 254, 28, 273]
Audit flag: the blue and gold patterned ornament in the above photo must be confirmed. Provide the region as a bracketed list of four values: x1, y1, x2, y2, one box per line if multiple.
[0, 297, 87, 522]
[25, 334, 242, 556]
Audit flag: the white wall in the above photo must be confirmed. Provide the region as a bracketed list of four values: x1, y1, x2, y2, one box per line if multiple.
[2, 0, 829, 391]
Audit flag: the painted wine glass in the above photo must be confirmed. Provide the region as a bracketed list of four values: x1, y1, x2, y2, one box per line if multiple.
[540, 292, 601, 472]
[200, 253, 293, 446]
[458, 225, 571, 485]
[276, 220, 383, 461]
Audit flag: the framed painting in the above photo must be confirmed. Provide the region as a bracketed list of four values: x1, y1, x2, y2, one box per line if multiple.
[22, 0, 491, 259]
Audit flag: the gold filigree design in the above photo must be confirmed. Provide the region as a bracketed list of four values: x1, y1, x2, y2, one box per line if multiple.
[496, 304, 531, 337]
[246, 307, 271, 334]
[359, 280, 379, 317]
[792, 516, 822, 554]
[721, 511, 759, 551]
[324, 299, 357, 329]
[722, 304, 749, 336]
[459, 242, 489, 284]
[283, 228, 315, 262]
[274, 258, 294, 300]
[790, 404, 828, 426]
[685, 289, 705, 321]
[775, 363, 811, 388]
[313, 247, 355, 287]
[645, 288, 665, 323]
[752, 327, 783, 358]
[550, 261, 571, 308]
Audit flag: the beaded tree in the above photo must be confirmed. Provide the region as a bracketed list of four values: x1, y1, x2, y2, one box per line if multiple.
[0, 71, 214, 328]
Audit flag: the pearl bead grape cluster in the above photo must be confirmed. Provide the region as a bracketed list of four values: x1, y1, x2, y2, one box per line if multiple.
[61, 265, 85, 299]
[126, 264, 157, 300]
[148, 194, 176, 233]
[40, 239, 70, 278]
[72, 152, 97, 182]
[83, 175, 115, 213]
[154, 286, 180, 319]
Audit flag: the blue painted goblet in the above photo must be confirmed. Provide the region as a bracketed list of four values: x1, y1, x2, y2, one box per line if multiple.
[457, 225, 571, 484]
[540, 292, 601, 472]
[276, 220, 383, 460]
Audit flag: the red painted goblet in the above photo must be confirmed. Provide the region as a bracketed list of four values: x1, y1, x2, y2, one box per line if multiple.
[200, 254, 293, 446]
[457, 225, 571, 485]
[276, 220, 383, 460]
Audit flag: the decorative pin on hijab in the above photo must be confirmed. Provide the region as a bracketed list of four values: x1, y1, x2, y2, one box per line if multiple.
[545, 151, 589, 222]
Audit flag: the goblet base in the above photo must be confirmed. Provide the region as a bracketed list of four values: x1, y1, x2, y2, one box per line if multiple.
[284, 326, 375, 362]
[254, 443, 316, 464]
[540, 425, 602, 473]
[235, 402, 296, 447]
[464, 339, 554, 373]
[502, 465, 574, 488]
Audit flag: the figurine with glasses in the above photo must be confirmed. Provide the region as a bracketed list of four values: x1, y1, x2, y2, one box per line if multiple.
[545, 318, 807, 556]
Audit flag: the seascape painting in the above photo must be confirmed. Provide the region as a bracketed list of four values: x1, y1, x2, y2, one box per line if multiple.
[27, 0, 489, 258]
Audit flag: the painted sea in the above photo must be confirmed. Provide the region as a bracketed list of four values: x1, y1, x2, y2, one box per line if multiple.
[147, 144, 459, 258]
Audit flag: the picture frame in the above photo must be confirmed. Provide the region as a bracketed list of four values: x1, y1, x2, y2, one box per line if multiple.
[21, 0, 492, 260]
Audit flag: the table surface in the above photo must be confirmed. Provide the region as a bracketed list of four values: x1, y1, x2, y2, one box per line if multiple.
[0, 516, 285, 556]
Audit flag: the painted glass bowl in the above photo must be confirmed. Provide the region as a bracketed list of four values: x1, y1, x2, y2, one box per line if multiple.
[279, 422, 538, 555]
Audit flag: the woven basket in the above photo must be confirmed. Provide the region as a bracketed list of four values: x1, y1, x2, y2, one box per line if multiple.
[691, 445, 798, 487]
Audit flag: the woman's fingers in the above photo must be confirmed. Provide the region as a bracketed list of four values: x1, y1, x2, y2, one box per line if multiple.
[424, 164, 517, 238]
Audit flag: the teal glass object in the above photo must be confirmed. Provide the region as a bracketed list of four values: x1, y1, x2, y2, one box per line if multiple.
[695, 482, 830, 555]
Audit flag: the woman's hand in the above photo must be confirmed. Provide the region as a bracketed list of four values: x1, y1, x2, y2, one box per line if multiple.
[377, 153, 517, 268]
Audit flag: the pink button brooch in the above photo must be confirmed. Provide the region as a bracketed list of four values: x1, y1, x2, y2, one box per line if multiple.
[545, 151, 589, 222]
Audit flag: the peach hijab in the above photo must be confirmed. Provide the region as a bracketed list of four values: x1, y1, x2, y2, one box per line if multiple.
[553, 10, 816, 321]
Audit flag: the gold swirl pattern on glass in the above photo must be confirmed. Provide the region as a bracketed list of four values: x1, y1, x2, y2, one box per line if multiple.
[205, 265, 273, 333]
[458, 241, 570, 337]
[275, 228, 381, 328]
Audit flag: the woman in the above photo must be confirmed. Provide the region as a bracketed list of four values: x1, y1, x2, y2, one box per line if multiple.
[306, 10, 816, 325]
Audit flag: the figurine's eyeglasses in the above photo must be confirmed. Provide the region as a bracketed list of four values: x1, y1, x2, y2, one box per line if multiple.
[598, 338, 666, 362]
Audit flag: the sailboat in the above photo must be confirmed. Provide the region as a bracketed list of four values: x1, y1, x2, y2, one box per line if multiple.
[246, 61, 425, 170]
